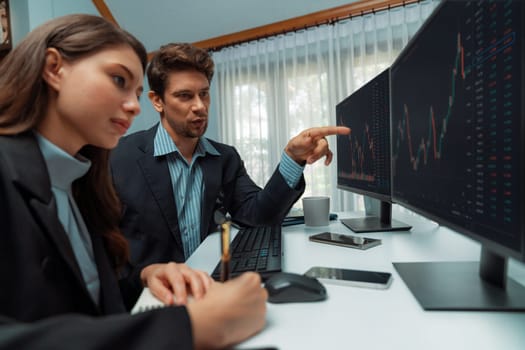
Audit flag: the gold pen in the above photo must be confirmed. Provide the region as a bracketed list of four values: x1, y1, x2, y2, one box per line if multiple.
[220, 220, 231, 282]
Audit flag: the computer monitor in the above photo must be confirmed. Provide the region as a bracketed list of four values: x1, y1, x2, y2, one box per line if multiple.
[336, 68, 411, 233]
[391, 0, 525, 310]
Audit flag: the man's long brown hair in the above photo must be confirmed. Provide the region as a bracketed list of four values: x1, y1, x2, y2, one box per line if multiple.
[0, 14, 148, 270]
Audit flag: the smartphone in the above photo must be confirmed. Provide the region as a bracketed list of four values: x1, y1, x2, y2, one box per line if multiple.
[304, 266, 393, 289]
[309, 232, 381, 250]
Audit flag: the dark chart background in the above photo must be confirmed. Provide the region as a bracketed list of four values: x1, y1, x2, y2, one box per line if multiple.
[391, 0, 522, 250]
[337, 69, 391, 198]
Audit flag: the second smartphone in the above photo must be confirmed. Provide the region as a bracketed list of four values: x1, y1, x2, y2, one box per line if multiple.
[309, 232, 381, 250]
[305, 266, 393, 289]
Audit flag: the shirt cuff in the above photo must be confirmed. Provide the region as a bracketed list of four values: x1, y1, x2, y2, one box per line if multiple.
[279, 151, 305, 189]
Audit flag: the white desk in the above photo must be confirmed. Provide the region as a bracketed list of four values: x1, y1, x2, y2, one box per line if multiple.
[134, 210, 525, 350]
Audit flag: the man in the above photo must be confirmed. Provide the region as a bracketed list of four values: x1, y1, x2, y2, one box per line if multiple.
[111, 43, 350, 303]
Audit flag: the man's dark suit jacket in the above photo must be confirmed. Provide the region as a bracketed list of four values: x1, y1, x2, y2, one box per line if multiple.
[0, 133, 193, 349]
[111, 124, 305, 304]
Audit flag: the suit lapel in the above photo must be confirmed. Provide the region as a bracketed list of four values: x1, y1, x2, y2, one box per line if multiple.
[200, 158, 222, 240]
[137, 128, 184, 250]
[6, 134, 95, 306]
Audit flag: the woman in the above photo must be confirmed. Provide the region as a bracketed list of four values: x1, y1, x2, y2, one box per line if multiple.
[0, 14, 266, 349]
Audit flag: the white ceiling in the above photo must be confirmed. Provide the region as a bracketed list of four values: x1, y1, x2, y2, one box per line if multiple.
[104, 0, 358, 53]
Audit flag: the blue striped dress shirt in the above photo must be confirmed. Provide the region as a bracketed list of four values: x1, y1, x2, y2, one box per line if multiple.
[154, 124, 304, 259]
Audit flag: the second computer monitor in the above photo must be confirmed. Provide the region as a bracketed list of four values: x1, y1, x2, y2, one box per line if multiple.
[391, 0, 525, 310]
[336, 68, 410, 233]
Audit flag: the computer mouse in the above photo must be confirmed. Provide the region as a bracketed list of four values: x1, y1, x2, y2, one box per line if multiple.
[264, 272, 327, 303]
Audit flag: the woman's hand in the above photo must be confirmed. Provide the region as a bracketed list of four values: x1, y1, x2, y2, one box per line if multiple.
[140, 262, 213, 305]
[186, 272, 268, 349]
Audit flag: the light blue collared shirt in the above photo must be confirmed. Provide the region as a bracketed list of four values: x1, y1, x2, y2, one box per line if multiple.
[154, 124, 304, 259]
[35, 133, 100, 305]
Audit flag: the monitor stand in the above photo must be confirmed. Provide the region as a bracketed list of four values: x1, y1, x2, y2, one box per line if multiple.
[340, 201, 412, 233]
[394, 248, 525, 311]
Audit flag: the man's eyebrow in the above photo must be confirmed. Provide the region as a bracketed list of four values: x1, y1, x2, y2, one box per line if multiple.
[172, 89, 193, 95]
[170, 85, 210, 96]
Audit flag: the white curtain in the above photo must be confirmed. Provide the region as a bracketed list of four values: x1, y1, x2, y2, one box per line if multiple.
[210, 0, 440, 212]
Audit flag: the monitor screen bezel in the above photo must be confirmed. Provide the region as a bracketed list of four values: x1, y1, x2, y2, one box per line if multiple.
[336, 183, 392, 203]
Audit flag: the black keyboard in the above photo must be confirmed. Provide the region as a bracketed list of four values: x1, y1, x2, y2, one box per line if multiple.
[211, 225, 282, 281]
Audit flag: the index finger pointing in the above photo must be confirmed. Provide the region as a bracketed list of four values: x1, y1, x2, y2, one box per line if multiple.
[307, 126, 351, 139]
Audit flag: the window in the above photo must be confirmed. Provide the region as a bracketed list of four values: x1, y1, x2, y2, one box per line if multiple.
[211, 0, 440, 211]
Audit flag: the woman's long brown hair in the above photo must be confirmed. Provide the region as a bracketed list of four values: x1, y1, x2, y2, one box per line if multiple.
[0, 14, 148, 270]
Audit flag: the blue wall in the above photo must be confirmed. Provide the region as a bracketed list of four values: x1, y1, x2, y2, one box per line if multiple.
[9, 0, 29, 45]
